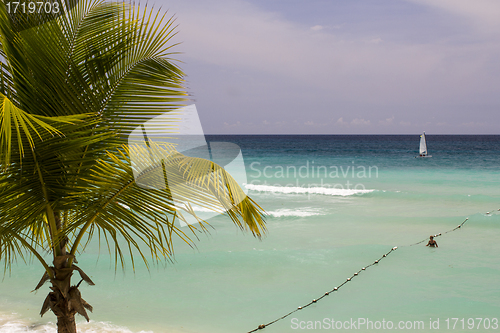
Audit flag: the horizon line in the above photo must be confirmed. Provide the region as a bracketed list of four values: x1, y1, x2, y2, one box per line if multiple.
[203, 133, 500, 136]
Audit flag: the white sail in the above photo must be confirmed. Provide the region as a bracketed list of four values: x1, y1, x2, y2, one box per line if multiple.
[419, 132, 427, 155]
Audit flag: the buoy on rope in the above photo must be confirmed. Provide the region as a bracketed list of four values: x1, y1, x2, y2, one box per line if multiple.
[374, 260, 379, 263]
[354, 272, 358, 276]
[486, 212, 490, 214]
[347, 278, 351, 281]
[383, 254, 387, 257]
[325, 292, 329, 295]
[298, 306, 302, 310]
[334, 287, 338, 291]
[313, 299, 317, 303]
[392, 246, 398, 250]
[457, 225, 461, 228]
[362, 267, 366, 270]
[258, 324, 266, 329]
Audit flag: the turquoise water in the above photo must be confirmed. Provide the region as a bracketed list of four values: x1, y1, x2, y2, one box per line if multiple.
[1, 135, 500, 332]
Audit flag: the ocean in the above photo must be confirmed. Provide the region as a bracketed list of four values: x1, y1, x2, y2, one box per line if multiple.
[1, 135, 500, 332]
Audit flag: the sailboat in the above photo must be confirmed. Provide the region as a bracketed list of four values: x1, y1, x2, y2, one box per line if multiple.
[416, 132, 432, 158]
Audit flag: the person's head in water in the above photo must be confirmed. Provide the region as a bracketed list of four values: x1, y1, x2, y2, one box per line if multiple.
[426, 235, 438, 247]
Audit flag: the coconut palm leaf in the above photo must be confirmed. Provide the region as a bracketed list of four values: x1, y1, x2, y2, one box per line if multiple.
[61, 144, 265, 268]
[0, 0, 266, 330]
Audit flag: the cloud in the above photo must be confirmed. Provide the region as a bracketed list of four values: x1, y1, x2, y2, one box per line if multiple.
[407, 0, 500, 33]
[351, 118, 371, 126]
[164, 0, 500, 134]
[336, 117, 348, 126]
[335, 117, 372, 127]
[171, 0, 500, 106]
[368, 37, 383, 44]
[379, 116, 395, 125]
[223, 121, 241, 127]
[310, 25, 324, 31]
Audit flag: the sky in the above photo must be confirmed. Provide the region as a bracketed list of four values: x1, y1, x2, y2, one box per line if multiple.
[155, 0, 500, 134]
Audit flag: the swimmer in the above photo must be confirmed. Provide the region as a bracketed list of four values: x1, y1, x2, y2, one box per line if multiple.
[426, 235, 438, 247]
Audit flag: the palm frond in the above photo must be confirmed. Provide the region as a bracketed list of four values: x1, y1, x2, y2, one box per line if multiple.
[0, 0, 267, 276]
[63, 144, 265, 268]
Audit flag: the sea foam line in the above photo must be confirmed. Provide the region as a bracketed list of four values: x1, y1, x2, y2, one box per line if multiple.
[244, 184, 374, 196]
[0, 312, 153, 333]
[267, 208, 325, 217]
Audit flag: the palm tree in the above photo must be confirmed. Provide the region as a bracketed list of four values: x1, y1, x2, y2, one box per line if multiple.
[0, 1, 266, 332]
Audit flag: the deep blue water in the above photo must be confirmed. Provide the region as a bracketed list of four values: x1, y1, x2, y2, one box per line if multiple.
[206, 135, 500, 170]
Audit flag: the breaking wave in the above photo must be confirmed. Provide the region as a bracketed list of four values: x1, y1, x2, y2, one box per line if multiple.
[0, 312, 153, 333]
[244, 184, 374, 196]
[266, 208, 326, 217]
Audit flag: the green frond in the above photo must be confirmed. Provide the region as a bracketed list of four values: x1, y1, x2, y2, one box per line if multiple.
[0, 225, 51, 277]
[0, 92, 88, 166]
[0, 0, 267, 274]
[64, 144, 265, 268]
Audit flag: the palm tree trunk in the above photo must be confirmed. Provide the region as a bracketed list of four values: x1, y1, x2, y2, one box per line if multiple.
[47, 216, 82, 332]
[56, 309, 77, 333]
[49, 274, 78, 333]
[52, 283, 77, 333]
[39, 259, 93, 333]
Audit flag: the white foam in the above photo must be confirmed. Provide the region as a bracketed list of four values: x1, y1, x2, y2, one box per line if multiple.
[0, 313, 153, 333]
[244, 184, 374, 196]
[267, 208, 325, 217]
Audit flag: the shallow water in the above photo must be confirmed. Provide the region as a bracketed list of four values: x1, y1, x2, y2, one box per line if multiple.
[1, 135, 500, 332]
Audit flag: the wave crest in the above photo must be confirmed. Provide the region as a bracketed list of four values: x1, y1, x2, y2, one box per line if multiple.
[267, 208, 325, 217]
[0, 312, 154, 333]
[244, 184, 374, 196]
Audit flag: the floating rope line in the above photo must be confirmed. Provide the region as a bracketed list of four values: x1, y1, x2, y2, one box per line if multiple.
[247, 247, 396, 333]
[406, 217, 469, 247]
[246, 215, 480, 333]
